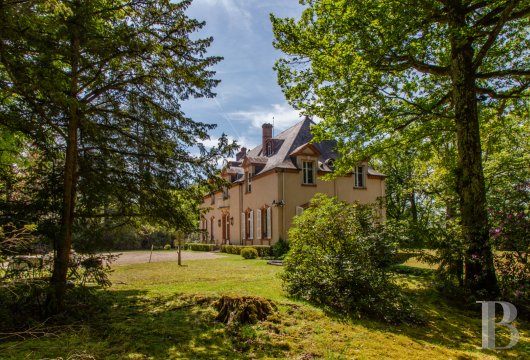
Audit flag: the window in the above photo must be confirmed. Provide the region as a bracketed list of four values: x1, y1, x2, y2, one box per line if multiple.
[242, 210, 254, 241]
[354, 166, 365, 188]
[266, 141, 273, 156]
[302, 161, 315, 184]
[244, 210, 254, 240]
[257, 207, 272, 240]
[264, 207, 271, 239]
[246, 172, 252, 193]
[223, 186, 229, 200]
[296, 206, 304, 216]
[210, 193, 215, 204]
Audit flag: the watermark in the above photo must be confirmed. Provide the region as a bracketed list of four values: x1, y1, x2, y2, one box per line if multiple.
[477, 301, 519, 349]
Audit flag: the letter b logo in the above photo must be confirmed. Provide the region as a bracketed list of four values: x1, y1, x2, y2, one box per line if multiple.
[477, 301, 519, 349]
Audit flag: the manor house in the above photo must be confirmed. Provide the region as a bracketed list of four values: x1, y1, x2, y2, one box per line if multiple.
[200, 117, 386, 245]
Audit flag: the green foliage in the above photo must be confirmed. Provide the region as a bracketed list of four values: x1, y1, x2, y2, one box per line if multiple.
[221, 245, 271, 257]
[282, 194, 417, 323]
[271, 238, 290, 259]
[0, 0, 236, 306]
[241, 247, 259, 260]
[490, 177, 530, 316]
[271, 0, 530, 295]
[186, 243, 216, 252]
[163, 244, 171, 251]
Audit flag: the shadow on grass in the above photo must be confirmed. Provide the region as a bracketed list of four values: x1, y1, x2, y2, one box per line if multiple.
[0, 289, 289, 359]
[90, 290, 288, 359]
[306, 271, 530, 359]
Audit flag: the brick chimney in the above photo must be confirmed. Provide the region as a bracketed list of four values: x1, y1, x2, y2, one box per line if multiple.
[236, 147, 247, 161]
[262, 123, 273, 153]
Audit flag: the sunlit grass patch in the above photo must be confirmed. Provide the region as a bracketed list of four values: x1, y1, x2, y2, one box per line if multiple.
[0, 254, 528, 359]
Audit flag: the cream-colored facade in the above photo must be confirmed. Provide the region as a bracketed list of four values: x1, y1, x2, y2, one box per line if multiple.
[200, 118, 386, 246]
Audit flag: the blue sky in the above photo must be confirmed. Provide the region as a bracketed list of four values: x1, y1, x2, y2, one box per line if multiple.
[183, 0, 304, 152]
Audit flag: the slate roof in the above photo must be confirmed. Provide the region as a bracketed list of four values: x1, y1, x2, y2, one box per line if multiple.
[227, 117, 336, 176]
[227, 117, 385, 180]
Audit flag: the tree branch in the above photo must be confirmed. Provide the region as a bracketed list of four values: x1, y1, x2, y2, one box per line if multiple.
[377, 55, 449, 76]
[475, 82, 530, 99]
[477, 69, 530, 78]
[473, 0, 520, 70]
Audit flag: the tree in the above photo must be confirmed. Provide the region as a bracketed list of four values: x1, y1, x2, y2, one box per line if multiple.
[0, 0, 235, 312]
[271, 0, 530, 296]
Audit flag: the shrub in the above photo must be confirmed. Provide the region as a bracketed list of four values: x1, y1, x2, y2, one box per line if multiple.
[221, 245, 271, 257]
[271, 238, 289, 259]
[241, 247, 259, 259]
[186, 243, 216, 251]
[163, 244, 171, 250]
[282, 194, 418, 324]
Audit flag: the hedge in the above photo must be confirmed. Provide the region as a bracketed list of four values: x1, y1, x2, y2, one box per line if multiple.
[221, 245, 271, 257]
[185, 243, 217, 251]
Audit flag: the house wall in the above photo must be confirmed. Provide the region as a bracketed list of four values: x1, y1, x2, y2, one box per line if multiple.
[237, 171, 279, 245]
[280, 170, 385, 240]
[201, 172, 280, 245]
[201, 169, 385, 245]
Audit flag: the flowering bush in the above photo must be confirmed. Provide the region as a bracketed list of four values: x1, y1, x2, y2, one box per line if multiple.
[489, 180, 529, 316]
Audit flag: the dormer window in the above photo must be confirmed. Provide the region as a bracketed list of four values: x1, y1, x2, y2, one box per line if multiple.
[302, 161, 315, 185]
[266, 141, 273, 156]
[246, 172, 252, 193]
[354, 165, 365, 188]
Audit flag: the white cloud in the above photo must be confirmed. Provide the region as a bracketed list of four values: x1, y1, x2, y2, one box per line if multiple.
[200, 135, 253, 150]
[229, 103, 303, 131]
[190, 0, 252, 31]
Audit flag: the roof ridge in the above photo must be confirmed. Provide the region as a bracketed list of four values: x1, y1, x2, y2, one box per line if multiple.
[272, 116, 312, 140]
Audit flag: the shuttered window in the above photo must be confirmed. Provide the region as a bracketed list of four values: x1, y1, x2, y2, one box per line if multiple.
[249, 210, 254, 239]
[241, 212, 245, 240]
[256, 209, 262, 239]
[266, 207, 272, 239]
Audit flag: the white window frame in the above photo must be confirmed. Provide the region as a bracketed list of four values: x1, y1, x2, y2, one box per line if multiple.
[246, 172, 252, 193]
[266, 141, 273, 156]
[249, 210, 254, 240]
[266, 207, 272, 239]
[296, 206, 304, 216]
[354, 165, 365, 188]
[302, 160, 315, 185]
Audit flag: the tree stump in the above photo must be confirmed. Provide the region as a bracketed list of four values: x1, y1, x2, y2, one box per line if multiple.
[214, 295, 276, 325]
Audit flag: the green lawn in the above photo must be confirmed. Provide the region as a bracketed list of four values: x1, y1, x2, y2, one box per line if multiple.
[1, 253, 529, 359]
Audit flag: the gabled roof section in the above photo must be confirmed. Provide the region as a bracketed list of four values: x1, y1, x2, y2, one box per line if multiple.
[289, 143, 321, 157]
[242, 156, 268, 167]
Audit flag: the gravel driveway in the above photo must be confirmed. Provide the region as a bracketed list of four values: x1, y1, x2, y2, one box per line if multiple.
[111, 250, 225, 265]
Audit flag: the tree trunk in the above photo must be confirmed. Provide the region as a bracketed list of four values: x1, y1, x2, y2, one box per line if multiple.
[47, 22, 81, 314]
[448, 1, 497, 296]
[409, 191, 418, 224]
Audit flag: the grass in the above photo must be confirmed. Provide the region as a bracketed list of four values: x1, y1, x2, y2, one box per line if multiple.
[1, 252, 529, 359]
